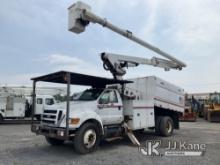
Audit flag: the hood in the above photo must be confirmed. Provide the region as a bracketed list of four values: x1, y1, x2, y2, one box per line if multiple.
[45, 101, 97, 112]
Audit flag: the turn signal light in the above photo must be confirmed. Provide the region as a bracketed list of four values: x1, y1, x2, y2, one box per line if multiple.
[70, 118, 80, 124]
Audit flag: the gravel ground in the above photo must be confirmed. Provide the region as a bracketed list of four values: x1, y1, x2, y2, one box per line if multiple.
[0, 119, 220, 165]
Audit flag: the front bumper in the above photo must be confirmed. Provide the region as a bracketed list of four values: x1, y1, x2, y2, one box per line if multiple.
[31, 124, 75, 140]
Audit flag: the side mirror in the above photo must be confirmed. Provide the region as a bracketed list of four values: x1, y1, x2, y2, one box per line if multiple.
[97, 104, 104, 109]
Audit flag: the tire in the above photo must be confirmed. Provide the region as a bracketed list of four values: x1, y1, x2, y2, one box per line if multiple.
[45, 137, 64, 146]
[155, 116, 162, 135]
[0, 114, 3, 123]
[158, 116, 174, 137]
[25, 109, 31, 117]
[35, 115, 41, 121]
[74, 122, 100, 154]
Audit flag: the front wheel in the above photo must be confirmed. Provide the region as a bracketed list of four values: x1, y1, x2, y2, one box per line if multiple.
[74, 122, 100, 154]
[35, 115, 41, 121]
[0, 114, 3, 123]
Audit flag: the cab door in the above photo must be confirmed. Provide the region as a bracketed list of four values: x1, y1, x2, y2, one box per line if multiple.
[5, 96, 13, 117]
[35, 97, 43, 115]
[97, 90, 123, 125]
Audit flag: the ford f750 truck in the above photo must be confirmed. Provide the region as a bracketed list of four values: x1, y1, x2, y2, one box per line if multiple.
[31, 71, 184, 154]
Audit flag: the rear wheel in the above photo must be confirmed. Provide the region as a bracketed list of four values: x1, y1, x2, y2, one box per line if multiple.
[74, 122, 100, 154]
[160, 116, 174, 136]
[45, 137, 64, 146]
[156, 116, 174, 137]
[155, 116, 162, 134]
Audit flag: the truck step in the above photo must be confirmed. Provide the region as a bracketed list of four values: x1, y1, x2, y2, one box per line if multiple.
[105, 136, 123, 142]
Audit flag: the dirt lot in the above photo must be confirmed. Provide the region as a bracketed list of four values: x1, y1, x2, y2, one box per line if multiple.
[0, 119, 220, 165]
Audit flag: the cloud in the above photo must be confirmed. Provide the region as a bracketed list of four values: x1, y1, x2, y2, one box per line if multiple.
[0, 73, 41, 86]
[48, 54, 83, 65]
[46, 54, 111, 77]
[139, 1, 160, 42]
[173, 1, 220, 46]
[157, 1, 220, 56]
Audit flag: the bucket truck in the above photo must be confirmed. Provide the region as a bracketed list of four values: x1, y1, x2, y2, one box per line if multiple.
[0, 94, 56, 123]
[31, 1, 186, 154]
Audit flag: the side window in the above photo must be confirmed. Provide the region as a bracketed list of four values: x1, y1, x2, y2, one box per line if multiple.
[45, 98, 54, 105]
[99, 90, 118, 104]
[110, 91, 118, 103]
[99, 91, 110, 104]
[37, 98, 43, 104]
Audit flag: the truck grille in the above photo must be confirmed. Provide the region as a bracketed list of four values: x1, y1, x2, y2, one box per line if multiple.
[42, 109, 62, 126]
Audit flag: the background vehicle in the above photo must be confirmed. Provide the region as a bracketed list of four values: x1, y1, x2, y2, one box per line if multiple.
[179, 95, 197, 122]
[26, 95, 56, 120]
[204, 93, 220, 122]
[0, 95, 26, 122]
[0, 94, 56, 123]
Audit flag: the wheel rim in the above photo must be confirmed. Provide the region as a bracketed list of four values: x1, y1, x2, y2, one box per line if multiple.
[166, 120, 172, 134]
[83, 129, 97, 149]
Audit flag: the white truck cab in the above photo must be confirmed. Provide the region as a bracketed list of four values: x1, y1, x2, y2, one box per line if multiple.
[26, 95, 56, 120]
[36, 95, 56, 119]
[42, 88, 123, 128]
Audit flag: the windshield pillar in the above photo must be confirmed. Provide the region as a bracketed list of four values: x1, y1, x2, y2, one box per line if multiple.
[66, 72, 71, 139]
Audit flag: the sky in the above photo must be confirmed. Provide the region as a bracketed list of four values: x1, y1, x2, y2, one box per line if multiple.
[0, 0, 220, 93]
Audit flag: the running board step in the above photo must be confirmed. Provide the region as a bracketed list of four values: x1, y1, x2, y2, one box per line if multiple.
[105, 136, 123, 142]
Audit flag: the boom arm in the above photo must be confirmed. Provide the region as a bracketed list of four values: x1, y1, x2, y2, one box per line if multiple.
[68, 1, 186, 79]
[101, 52, 182, 79]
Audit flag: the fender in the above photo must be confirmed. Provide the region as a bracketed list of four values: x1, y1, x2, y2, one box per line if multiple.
[61, 110, 104, 134]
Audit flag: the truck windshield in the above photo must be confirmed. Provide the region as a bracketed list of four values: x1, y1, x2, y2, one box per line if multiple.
[76, 89, 104, 101]
[210, 94, 220, 104]
[45, 98, 55, 105]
